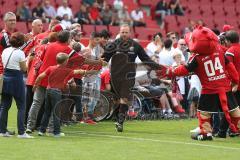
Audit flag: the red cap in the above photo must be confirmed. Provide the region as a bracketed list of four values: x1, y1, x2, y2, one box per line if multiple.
[223, 25, 234, 32]
[52, 24, 65, 32]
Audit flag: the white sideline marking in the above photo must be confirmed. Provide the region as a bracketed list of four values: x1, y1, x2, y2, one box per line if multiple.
[66, 131, 240, 151]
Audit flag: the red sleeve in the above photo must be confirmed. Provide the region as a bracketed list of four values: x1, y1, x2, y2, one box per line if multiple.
[172, 65, 190, 77]
[225, 62, 239, 84]
[104, 71, 110, 84]
[67, 54, 85, 69]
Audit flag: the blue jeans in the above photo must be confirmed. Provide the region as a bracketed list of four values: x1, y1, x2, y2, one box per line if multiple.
[0, 69, 25, 135]
[40, 89, 61, 135]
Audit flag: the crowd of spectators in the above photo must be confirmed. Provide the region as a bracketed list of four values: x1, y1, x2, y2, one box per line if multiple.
[1, 0, 239, 139]
[154, 0, 184, 26]
[15, 0, 148, 28]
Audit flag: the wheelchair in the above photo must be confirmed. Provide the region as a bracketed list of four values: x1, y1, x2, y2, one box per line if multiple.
[54, 85, 164, 123]
[93, 87, 163, 121]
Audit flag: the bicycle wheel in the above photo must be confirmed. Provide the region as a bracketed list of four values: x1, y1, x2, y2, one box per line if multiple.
[128, 92, 143, 118]
[93, 92, 111, 122]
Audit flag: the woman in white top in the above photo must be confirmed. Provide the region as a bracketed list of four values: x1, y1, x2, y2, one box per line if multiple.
[145, 33, 163, 63]
[0, 32, 32, 138]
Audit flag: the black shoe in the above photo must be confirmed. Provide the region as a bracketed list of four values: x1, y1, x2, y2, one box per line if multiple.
[115, 122, 123, 132]
[214, 132, 227, 138]
[191, 133, 213, 141]
[229, 131, 240, 137]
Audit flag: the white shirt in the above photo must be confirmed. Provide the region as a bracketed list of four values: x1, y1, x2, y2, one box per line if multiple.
[57, 6, 73, 18]
[172, 62, 185, 94]
[146, 41, 161, 57]
[61, 20, 72, 28]
[158, 48, 173, 66]
[2, 47, 25, 71]
[83, 45, 101, 83]
[131, 10, 144, 21]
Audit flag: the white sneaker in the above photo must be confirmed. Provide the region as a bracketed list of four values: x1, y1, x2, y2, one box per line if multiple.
[190, 127, 200, 133]
[54, 133, 65, 137]
[26, 128, 33, 134]
[38, 131, 45, 136]
[0, 132, 13, 137]
[17, 133, 34, 139]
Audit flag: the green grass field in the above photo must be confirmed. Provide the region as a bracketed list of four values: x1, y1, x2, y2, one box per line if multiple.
[0, 105, 240, 160]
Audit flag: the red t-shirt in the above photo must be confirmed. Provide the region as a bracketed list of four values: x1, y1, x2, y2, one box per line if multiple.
[38, 41, 72, 87]
[100, 69, 110, 91]
[186, 49, 231, 94]
[23, 31, 50, 56]
[45, 65, 73, 89]
[26, 44, 47, 86]
[89, 7, 100, 20]
[225, 43, 240, 90]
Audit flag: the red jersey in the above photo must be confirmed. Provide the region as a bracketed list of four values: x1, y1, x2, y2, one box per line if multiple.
[100, 69, 110, 91]
[23, 31, 50, 56]
[186, 50, 231, 94]
[26, 44, 47, 86]
[38, 41, 72, 87]
[0, 29, 11, 74]
[225, 43, 240, 90]
[45, 65, 73, 89]
[66, 51, 86, 79]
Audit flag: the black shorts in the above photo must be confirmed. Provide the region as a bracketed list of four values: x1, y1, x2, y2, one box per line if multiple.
[198, 92, 239, 113]
[110, 79, 135, 99]
[234, 90, 240, 105]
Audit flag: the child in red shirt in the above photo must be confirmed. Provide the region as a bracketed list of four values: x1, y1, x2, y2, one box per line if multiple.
[33, 52, 98, 137]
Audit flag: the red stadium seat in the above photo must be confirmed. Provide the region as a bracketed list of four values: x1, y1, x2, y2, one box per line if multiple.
[82, 25, 95, 38]
[95, 25, 108, 32]
[145, 19, 159, 28]
[135, 27, 165, 40]
[213, 17, 226, 29]
[223, 0, 235, 6]
[16, 22, 29, 33]
[176, 16, 189, 27]
[109, 26, 120, 38]
[200, 5, 213, 16]
[202, 18, 215, 29]
[164, 16, 181, 34]
[224, 6, 237, 17]
[211, 0, 224, 6]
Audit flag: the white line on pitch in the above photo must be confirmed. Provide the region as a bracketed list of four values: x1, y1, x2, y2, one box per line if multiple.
[65, 130, 240, 151]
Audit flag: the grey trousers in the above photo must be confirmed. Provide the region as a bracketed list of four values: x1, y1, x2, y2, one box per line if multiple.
[27, 86, 46, 130]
